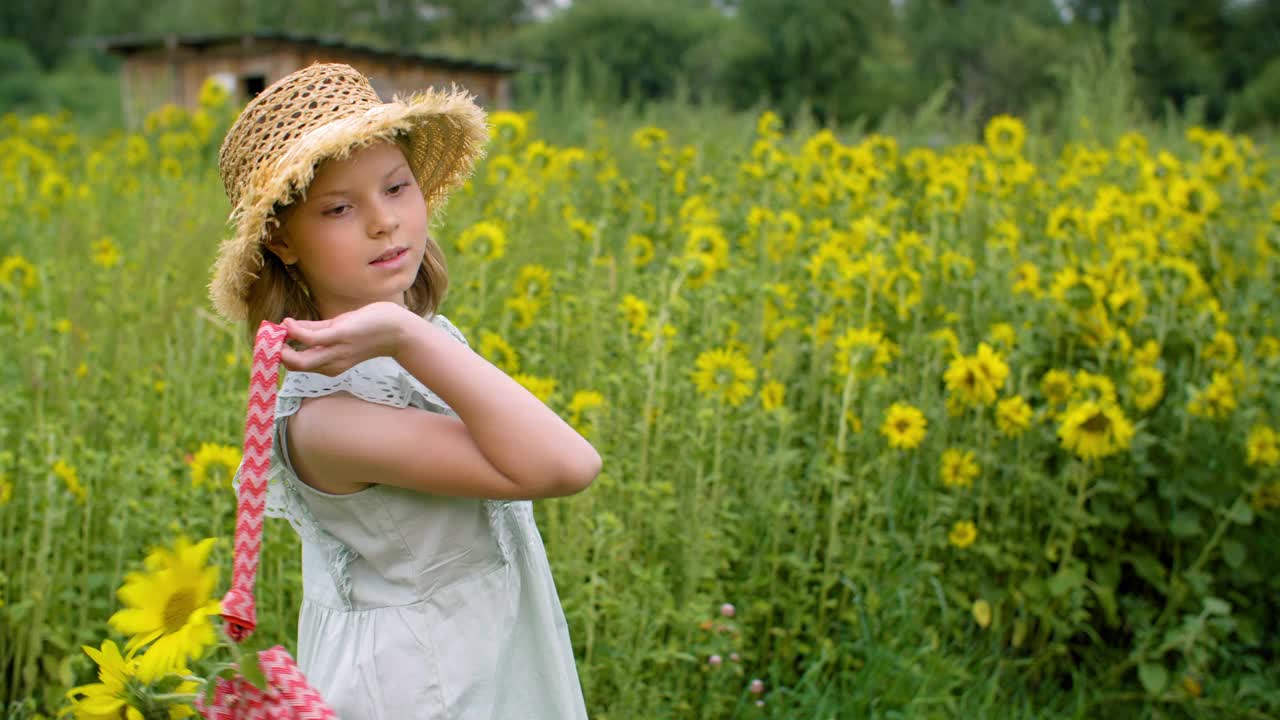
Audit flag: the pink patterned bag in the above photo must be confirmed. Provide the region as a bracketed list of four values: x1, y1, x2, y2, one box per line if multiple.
[197, 321, 337, 720]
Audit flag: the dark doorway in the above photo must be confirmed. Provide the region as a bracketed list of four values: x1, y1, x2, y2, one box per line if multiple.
[243, 74, 266, 98]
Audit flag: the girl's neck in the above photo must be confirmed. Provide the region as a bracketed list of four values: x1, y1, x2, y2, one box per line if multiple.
[313, 292, 409, 320]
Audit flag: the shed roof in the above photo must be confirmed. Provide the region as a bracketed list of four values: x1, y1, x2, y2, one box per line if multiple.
[81, 30, 520, 75]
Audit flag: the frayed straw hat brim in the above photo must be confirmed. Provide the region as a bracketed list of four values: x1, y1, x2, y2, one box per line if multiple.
[210, 82, 488, 322]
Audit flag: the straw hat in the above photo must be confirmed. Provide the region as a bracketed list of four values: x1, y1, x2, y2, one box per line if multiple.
[210, 62, 489, 321]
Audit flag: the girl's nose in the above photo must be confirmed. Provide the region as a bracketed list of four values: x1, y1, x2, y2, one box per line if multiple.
[369, 202, 400, 237]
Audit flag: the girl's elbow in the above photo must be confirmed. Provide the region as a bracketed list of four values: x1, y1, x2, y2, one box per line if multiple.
[556, 450, 602, 496]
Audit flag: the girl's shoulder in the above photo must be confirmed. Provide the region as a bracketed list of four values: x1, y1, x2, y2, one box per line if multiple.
[426, 311, 470, 348]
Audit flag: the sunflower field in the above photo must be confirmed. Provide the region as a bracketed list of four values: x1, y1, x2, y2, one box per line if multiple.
[1, 74, 1278, 719]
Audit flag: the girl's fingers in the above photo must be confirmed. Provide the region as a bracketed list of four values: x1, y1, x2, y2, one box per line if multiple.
[284, 318, 338, 347]
[281, 344, 338, 373]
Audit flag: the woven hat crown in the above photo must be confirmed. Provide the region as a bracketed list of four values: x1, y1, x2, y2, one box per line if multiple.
[219, 64, 393, 209]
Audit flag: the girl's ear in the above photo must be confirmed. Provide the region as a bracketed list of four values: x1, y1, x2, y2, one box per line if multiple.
[263, 216, 299, 265]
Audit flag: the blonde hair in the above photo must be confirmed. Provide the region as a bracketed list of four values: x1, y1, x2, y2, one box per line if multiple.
[241, 134, 450, 343]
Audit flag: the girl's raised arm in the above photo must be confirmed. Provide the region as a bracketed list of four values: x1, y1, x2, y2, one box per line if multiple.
[281, 303, 601, 500]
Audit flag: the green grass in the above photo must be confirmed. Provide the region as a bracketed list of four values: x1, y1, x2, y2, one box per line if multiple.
[1, 81, 1279, 719]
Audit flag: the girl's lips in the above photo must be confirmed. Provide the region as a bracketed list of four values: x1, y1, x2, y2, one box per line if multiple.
[370, 248, 408, 267]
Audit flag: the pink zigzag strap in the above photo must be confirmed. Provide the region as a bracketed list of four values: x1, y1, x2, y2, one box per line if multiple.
[196, 646, 335, 719]
[202, 320, 335, 720]
[221, 320, 289, 643]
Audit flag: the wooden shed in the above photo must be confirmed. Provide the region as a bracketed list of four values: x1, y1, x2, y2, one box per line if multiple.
[89, 31, 518, 129]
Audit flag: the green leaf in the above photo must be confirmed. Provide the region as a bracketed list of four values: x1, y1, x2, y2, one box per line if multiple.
[1048, 564, 1085, 597]
[1203, 596, 1231, 616]
[1169, 510, 1202, 538]
[1227, 499, 1254, 526]
[1138, 662, 1168, 695]
[1091, 582, 1119, 626]
[1125, 551, 1167, 591]
[1183, 569, 1212, 596]
[239, 648, 267, 691]
[1220, 539, 1246, 569]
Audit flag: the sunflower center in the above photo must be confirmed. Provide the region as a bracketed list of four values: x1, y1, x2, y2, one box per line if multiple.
[163, 589, 198, 633]
[1081, 411, 1111, 435]
[894, 419, 910, 433]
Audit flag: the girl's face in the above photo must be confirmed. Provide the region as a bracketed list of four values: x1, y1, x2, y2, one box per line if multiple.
[266, 139, 428, 319]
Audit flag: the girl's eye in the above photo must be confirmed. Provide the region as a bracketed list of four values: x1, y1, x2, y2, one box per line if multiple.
[323, 204, 350, 217]
[388, 181, 409, 195]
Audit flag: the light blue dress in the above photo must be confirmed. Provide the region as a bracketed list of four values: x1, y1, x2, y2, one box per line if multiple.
[257, 311, 589, 719]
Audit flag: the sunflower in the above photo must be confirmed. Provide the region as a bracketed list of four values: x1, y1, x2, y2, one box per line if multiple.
[930, 328, 961, 359]
[159, 156, 183, 181]
[1057, 401, 1135, 462]
[503, 295, 541, 330]
[984, 114, 1026, 158]
[0, 254, 38, 293]
[53, 459, 87, 505]
[1168, 175, 1220, 218]
[197, 76, 230, 109]
[948, 521, 978, 549]
[631, 126, 668, 151]
[940, 448, 980, 489]
[973, 343, 1010, 392]
[760, 380, 785, 412]
[65, 638, 199, 720]
[881, 402, 928, 450]
[944, 356, 986, 408]
[925, 170, 968, 214]
[568, 216, 596, 243]
[882, 267, 923, 319]
[683, 225, 730, 271]
[63, 639, 146, 720]
[1202, 329, 1237, 368]
[188, 443, 241, 489]
[1046, 203, 1087, 240]
[486, 154, 522, 185]
[988, 323, 1017, 351]
[996, 396, 1034, 437]
[682, 251, 719, 290]
[489, 110, 529, 146]
[91, 237, 123, 269]
[1186, 372, 1236, 420]
[1072, 370, 1118, 405]
[944, 344, 1008, 409]
[1050, 266, 1104, 311]
[1040, 369, 1073, 406]
[1011, 262, 1042, 297]
[1132, 340, 1162, 366]
[691, 347, 757, 407]
[833, 327, 897, 380]
[513, 373, 558, 404]
[455, 220, 507, 262]
[513, 264, 553, 305]
[1127, 365, 1165, 412]
[478, 331, 520, 374]
[618, 294, 650, 337]
[1246, 425, 1279, 467]
[39, 171, 72, 204]
[627, 234, 655, 267]
[108, 536, 221, 679]
[568, 390, 606, 435]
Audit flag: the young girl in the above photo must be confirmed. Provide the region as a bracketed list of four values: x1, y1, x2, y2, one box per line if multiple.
[210, 62, 598, 718]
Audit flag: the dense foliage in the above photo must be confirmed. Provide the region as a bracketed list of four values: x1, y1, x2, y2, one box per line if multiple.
[1, 46, 1278, 717]
[2, 0, 1279, 131]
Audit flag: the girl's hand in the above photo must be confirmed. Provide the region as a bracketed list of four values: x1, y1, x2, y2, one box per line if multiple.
[280, 301, 416, 376]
